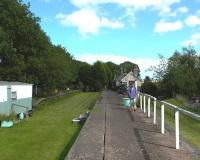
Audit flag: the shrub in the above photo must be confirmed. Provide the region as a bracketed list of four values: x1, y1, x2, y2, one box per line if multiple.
[140, 81, 157, 97]
[0, 112, 16, 121]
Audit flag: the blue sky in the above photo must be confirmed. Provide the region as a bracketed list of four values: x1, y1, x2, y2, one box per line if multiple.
[23, 0, 200, 78]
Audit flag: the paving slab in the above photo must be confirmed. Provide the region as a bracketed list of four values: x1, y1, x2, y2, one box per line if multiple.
[66, 90, 200, 160]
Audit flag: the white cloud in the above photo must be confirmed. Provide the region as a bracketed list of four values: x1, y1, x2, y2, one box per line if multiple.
[182, 33, 200, 46]
[68, 0, 181, 34]
[154, 20, 183, 33]
[76, 53, 159, 78]
[185, 15, 200, 27]
[55, 9, 124, 35]
[77, 54, 130, 64]
[159, 6, 188, 17]
[101, 17, 124, 28]
[185, 10, 200, 27]
[177, 6, 188, 14]
[70, 0, 180, 10]
[159, 6, 171, 15]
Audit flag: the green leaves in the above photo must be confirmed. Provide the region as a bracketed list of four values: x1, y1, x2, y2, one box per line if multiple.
[0, 0, 77, 95]
[154, 46, 200, 98]
[0, 0, 140, 94]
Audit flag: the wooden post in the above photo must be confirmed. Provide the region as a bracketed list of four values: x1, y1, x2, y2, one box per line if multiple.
[148, 97, 150, 118]
[153, 98, 157, 124]
[175, 109, 180, 149]
[161, 104, 165, 134]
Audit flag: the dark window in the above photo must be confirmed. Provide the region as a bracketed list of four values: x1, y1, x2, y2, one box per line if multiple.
[11, 92, 17, 100]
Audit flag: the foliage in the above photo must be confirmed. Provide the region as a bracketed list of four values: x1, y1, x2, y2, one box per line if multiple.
[140, 76, 157, 96]
[148, 54, 168, 81]
[106, 61, 120, 75]
[0, 0, 140, 94]
[78, 63, 92, 91]
[0, 112, 16, 121]
[0, 0, 77, 95]
[103, 63, 113, 87]
[120, 61, 137, 73]
[175, 94, 188, 108]
[92, 61, 108, 87]
[151, 46, 200, 98]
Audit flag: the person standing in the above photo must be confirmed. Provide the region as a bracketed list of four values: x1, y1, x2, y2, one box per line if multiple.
[127, 82, 137, 110]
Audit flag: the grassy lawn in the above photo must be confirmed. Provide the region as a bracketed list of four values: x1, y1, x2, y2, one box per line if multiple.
[0, 92, 100, 160]
[156, 99, 200, 150]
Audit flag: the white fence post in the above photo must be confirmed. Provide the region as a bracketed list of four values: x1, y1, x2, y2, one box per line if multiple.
[140, 95, 143, 110]
[175, 109, 180, 149]
[153, 98, 156, 124]
[143, 95, 146, 113]
[161, 104, 165, 134]
[148, 97, 150, 118]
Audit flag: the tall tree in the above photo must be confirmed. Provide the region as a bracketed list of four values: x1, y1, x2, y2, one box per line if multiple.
[78, 63, 92, 91]
[151, 47, 200, 98]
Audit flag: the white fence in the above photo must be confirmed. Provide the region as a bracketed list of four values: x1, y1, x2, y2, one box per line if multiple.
[160, 101, 200, 149]
[138, 92, 157, 124]
[137, 91, 200, 149]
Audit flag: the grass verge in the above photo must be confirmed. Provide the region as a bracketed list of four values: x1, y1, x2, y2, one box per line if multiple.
[0, 92, 100, 160]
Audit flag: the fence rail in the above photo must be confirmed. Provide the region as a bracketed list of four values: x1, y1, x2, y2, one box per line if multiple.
[138, 92, 157, 124]
[137, 91, 200, 150]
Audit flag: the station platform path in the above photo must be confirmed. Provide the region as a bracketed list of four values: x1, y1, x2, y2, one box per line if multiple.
[66, 90, 199, 160]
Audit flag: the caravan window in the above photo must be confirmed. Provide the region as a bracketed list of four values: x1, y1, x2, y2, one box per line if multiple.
[11, 91, 17, 100]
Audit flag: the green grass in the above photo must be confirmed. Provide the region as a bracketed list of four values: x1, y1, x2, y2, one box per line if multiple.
[0, 92, 100, 160]
[156, 99, 200, 150]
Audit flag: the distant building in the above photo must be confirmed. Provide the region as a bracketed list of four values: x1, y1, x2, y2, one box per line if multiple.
[115, 65, 143, 90]
[0, 81, 33, 115]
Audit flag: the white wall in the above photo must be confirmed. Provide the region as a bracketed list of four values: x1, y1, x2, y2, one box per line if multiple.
[11, 85, 32, 99]
[121, 72, 136, 82]
[0, 86, 8, 102]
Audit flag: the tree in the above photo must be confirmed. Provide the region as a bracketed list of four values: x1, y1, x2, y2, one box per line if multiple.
[120, 61, 138, 73]
[148, 54, 168, 81]
[78, 63, 92, 91]
[163, 47, 199, 97]
[0, 0, 78, 96]
[103, 63, 113, 88]
[140, 76, 157, 96]
[151, 47, 200, 98]
[91, 61, 108, 88]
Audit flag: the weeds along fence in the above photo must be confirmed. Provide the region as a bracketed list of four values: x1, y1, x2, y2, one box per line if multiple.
[137, 91, 200, 150]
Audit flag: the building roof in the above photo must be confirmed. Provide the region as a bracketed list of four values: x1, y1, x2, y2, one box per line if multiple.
[116, 71, 142, 82]
[0, 81, 33, 86]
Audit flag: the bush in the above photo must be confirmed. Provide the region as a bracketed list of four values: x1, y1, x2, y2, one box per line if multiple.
[93, 80, 103, 91]
[140, 81, 157, 97]
[0, 112, 16, 121]
[175, 94, 188, 108]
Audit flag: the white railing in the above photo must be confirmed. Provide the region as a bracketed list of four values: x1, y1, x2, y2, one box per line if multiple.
[137, 91, 200, 150]
[160, 101, 200, 149]
[137, 92, 157, 124]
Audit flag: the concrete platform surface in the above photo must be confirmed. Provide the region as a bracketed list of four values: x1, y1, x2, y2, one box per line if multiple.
[66, 90, 200, 160]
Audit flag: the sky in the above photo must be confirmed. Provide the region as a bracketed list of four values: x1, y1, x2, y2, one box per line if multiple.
[23, 0, 200, 79]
